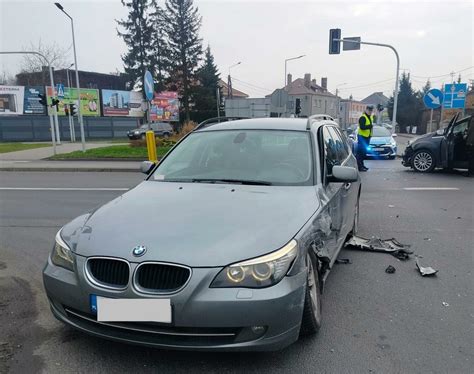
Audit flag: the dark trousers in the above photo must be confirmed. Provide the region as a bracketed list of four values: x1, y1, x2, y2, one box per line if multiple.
[356, 135, 370, 169]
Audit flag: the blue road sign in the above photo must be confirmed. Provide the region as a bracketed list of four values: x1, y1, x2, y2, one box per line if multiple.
[423, 88, 443, 109]
[144, 70, 154, 101]
[444, 83, 467, 109]
[56, 83, 65, 98]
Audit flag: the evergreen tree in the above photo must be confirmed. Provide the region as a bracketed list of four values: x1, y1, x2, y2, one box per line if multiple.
[192, 45, 221, 122]
[387, 73, 420, 132]
[117, 0, 156, 89]
[163, 0, 203, 121]
[149, 1, 170, 91]
[421, 79, 431, 95]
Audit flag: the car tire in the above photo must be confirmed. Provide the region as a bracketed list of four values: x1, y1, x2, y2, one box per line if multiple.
[388, 155, 396, 160]
[299, 251, 322, 336]
[140, 133, 146, 140]
[412, 149, 435, 173]
[163, 133, 170, 139]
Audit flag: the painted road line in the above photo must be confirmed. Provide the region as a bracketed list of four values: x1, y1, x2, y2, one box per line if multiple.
[0, 187, 129, 191]
[403, 187, 459, 191]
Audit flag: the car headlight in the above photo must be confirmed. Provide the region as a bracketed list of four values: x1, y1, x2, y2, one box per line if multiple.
[210, 240, 298, 288]
[134, 131, 140, 134]
[51, 230, 74, 271]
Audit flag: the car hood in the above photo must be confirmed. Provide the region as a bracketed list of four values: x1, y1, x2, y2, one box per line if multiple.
[370, 136, 393, 145]
[61, 181, 319, 266]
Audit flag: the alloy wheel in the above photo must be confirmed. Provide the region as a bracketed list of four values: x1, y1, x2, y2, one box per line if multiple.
[307, 254, 321, 322]
[413, 151, 433, 172]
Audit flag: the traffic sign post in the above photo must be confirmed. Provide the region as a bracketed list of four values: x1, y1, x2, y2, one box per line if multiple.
[143, 70, 154, 126]
[423, 88, 444, 133]
[443, 83, 467, 109]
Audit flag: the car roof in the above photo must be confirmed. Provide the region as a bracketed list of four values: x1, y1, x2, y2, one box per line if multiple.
[197, 118, 333, 132]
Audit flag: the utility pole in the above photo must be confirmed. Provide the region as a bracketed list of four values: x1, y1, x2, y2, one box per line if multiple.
[228, 62, 241, 99]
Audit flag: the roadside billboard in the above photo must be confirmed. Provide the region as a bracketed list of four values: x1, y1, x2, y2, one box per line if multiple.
[0, 85, 25, 115]
[23, 86, 47, 115]
[102, 89, 144, 117]
[150, 91, 179, 122]
[46, 86, 100, 116]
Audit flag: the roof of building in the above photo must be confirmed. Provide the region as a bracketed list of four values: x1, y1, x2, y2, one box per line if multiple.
[284, 78, 335, 97]
[361, 91, 389, 105]
[219, 79, 249, 98]
[197, 117, 329, 132]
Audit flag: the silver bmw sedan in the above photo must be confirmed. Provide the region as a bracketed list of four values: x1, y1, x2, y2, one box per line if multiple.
[43, 117, 360, 351]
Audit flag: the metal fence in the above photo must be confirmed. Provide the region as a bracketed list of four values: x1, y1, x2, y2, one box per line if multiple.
[0, 116, 141, 142]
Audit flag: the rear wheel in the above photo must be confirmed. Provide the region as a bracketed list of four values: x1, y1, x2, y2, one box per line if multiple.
[412, 150, 435, 173]
[300, 251, 322, 336]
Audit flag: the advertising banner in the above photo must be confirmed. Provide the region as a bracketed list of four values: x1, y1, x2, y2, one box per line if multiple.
[150, 91, 179, 122]
[0, 85, 25, 115]
[46, 86, 100, 116]
[102, 89, 144, 117]
[23, 86, 47, 115]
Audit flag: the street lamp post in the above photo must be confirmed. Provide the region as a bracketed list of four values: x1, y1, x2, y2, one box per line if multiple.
[66, 62, 76, 142]
[282, 55, 305, 117]
[227, 62, 241, 99]
[55, 2, 86, 152]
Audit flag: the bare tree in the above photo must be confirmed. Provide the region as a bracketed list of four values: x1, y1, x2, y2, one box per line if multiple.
[21, 39, 70, 72]
[0, 71, 17, 85]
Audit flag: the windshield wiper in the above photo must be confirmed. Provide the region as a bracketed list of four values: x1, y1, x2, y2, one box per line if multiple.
[191, 178, 273, 186]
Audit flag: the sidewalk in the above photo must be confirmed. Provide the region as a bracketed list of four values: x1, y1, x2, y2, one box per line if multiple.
[0, 142, 125, 161]
[0, 159, 141, 172]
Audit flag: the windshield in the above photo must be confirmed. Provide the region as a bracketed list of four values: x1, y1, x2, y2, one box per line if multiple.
[139, 124, 149, 129]
[372, 127, 391, 137]
[151, 130, 313, 186]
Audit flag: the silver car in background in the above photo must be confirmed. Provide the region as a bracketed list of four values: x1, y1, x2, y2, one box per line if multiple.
[43, 117, 361, 351]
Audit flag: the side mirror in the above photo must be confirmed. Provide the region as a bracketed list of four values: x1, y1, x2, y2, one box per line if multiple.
[140, 160, 155, 175]
[391, 133, 398, 138]
[330, 165, 358, 182]
[348, 133, 355, 140]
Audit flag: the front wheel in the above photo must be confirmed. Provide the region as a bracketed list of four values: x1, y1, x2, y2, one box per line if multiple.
[412, 150, 435, 173]
[299, 252, 322, 336]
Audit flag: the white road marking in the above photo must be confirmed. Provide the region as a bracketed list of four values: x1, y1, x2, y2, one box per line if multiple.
[403, 187, 460, 191]
[0, 187, 129, 191]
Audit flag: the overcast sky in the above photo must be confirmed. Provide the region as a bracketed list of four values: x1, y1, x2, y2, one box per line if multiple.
[1, 0, 473, 100]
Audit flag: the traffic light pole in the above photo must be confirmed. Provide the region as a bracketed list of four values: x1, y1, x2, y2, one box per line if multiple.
[0, 51, 57, 154]
[335, 38, 400, 133]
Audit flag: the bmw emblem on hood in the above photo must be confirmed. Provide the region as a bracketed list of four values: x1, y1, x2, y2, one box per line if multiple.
[132, 245, 147, 257]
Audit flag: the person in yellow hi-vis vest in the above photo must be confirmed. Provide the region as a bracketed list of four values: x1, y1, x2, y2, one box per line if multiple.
[356, 105, 375, 171]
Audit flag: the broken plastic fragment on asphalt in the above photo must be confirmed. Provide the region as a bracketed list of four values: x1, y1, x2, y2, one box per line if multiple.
[344, 235, 413, 260]
[385, 265, 396, 274]
[442, 302, 449, 307]
[416, 261, 439, 276]
[335, 258, 352, 264]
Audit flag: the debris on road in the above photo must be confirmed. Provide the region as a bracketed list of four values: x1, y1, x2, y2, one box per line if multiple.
[388, 205, 395, 208]
[335, 258, 352, 264]
[345, 236, 413, 261]
[385, 265, 396, 274]
[442, 302, 449, 307]
[416, 261, 439, 276]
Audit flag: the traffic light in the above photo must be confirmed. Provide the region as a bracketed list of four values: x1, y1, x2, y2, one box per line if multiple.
[70, 103, 78, 116]
[377, 104, 384, 112]
[295, 98, 301, 116]
[38, 94, 47, 107]
[329, 28, 341, 54]
[51, 98, 60, 110]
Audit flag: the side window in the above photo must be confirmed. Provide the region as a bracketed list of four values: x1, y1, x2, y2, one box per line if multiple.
[452, 119, 469, 136]
[323, 126, 339, 175]
[330, 127, 350, 162]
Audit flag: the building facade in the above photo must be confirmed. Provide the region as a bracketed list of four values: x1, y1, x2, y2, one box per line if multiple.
[339, 99, 366, 129]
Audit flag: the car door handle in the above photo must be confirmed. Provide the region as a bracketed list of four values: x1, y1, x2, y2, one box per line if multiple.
[344, 183, 351, 190]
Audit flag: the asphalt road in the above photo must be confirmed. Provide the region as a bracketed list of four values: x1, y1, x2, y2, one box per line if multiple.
[0, 161, 473, 373]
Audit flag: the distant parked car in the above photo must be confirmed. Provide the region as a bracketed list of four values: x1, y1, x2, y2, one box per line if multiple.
[127, 122, 174, 140]
[349, 125, 398, 159]
[402, 114, 473, 173]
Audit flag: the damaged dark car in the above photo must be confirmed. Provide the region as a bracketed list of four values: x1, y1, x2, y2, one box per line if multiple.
[402, 114, 473, 173]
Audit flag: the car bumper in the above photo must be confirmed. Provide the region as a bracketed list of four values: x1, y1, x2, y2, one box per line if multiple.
[43, 255, 306, 351]
[366, 145, 397, 158]
[127, 133, 141, 139]
[401, 147, 414, 167]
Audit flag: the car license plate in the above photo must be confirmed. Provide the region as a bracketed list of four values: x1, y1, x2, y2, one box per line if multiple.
[91, 295, 172, 323]
[374, 147, 384, 151]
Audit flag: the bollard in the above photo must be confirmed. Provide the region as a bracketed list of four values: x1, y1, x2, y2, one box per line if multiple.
[146, 130, 158, 163]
